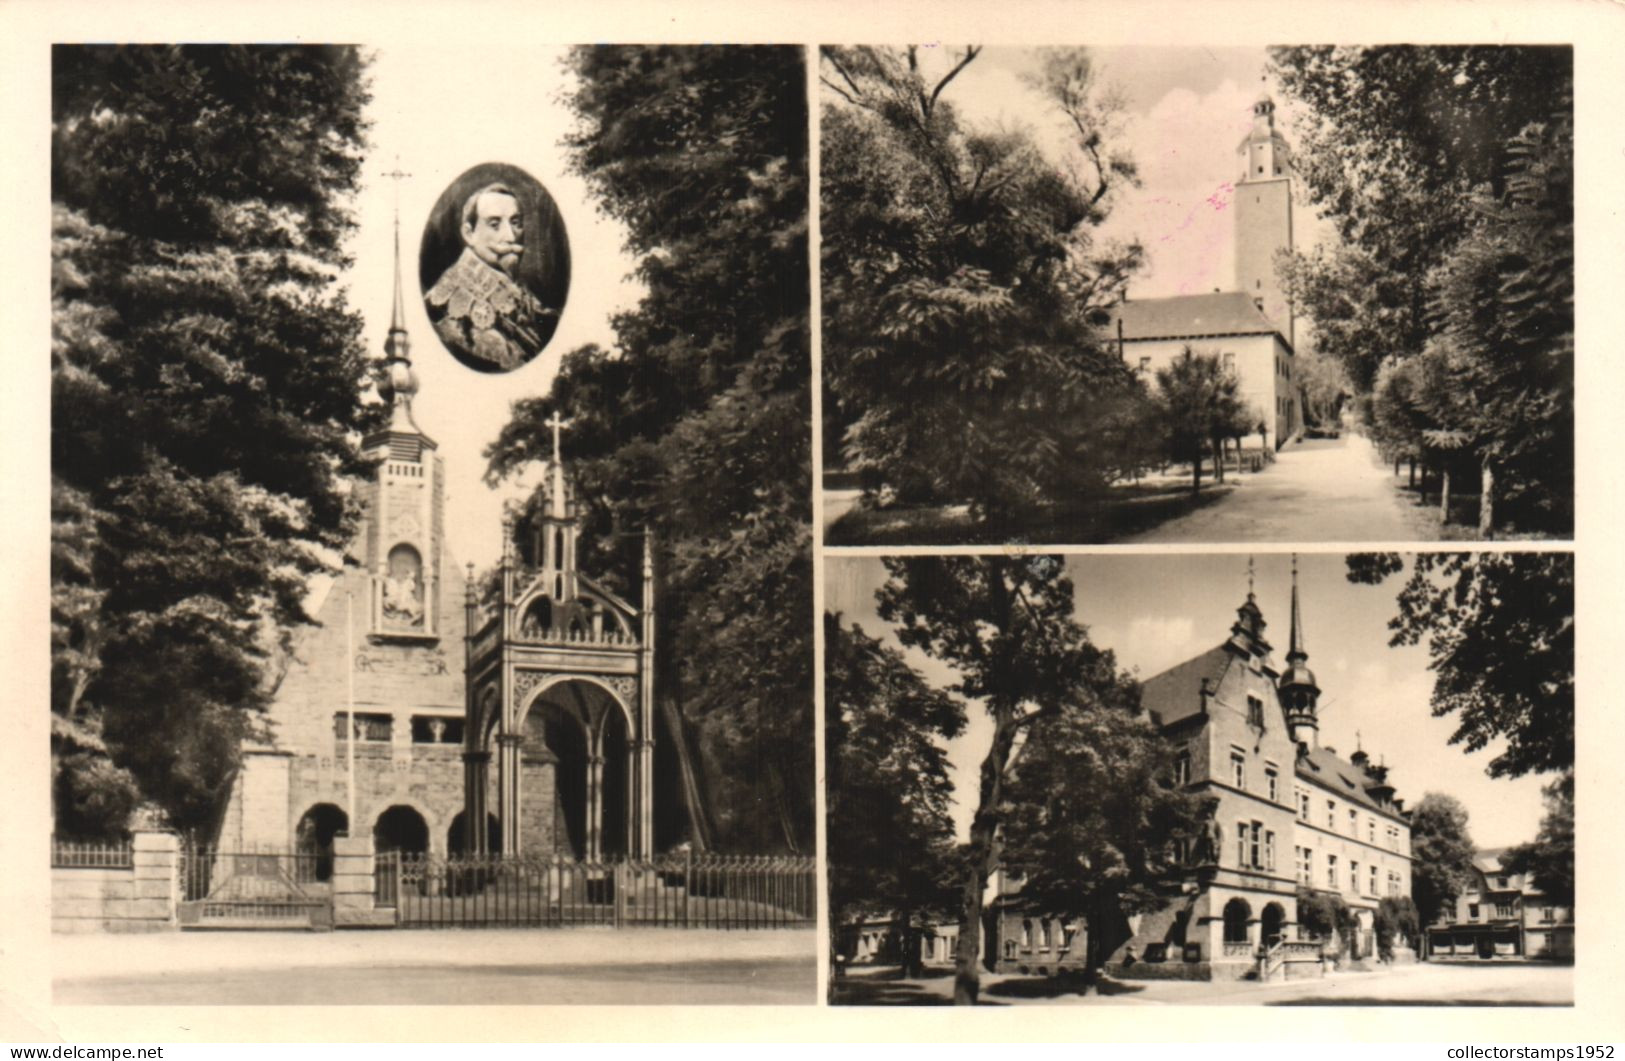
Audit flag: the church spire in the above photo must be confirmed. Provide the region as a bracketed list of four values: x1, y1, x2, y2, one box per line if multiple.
[1288, 553, 1307, 662]
[377, 160, 421, 436]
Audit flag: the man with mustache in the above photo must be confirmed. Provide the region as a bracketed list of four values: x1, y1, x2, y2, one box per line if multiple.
[425, 182, 556, 371]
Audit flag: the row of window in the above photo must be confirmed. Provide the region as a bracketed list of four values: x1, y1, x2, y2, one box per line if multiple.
[1295, 786, 1403, 852]
[333, 712, 464, 745]
[1135, 352, 1240, 377]
[1013, 918, 1076, 955]
[1293, 845, 1404, 898]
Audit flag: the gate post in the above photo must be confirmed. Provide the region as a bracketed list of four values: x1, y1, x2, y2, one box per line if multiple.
[131, 830, 179, 930]
[333, 833, 394, 928]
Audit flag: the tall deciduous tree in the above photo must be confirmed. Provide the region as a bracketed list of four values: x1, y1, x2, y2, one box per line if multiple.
[825, 614, 966, 981]
[1347, 552, 1573, 780]
[1500, 771, 1574, 908]
[51, 45, 374, 837]
[485, 47, 812, 854]
[1271, 46, 1572, 535]
[877, 555, 1130, 1004]
[1000, 694, 1211, 992]
[1407, 792, 1479, 931]
[820, 46, 1152, 523]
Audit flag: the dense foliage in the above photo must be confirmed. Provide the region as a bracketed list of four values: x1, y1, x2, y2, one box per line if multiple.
[1500, 771, 1574, 907]
[876, 555, 1158, 1004]
[1272, 46, 1572, 535]
[1375, 895, 1422, 961]
[1347, 552, 1573, 779]
[51, 45, 374, 837]
[1153, 347, 1250, 495]
[1000, 690, 1212, 991]
[485, 46, 812, 854]
[825, 614, 966, 978]
[1407, 792, 1479, 928]
[820, 46, 1152, 522]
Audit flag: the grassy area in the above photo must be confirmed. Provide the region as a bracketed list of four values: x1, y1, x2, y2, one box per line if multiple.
[825, 477, 1235, 546]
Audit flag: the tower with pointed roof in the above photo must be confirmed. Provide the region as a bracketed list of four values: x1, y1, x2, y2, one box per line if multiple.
[214, 178, 471, 872]
[1279, 556, 1321, 748]
[1234, 87, 1295, 349]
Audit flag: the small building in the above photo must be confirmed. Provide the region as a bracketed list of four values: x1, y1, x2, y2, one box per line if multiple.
[1427, 850, 1574, 962]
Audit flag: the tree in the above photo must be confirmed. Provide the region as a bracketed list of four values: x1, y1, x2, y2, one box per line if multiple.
[1271, 46, 1573, 536]
[1154, 347, 1246, 495]
[825, 614, 966, 980]
[1408, 792, 1479, 932]
[999, 691, 1212, 992]
[1347, 552, 1573, 779]
[1375, 895, 1421, 962]
[1293, 342, 1350, 429]
[820, 46, 1153, 523]
[876, 555, 1134, 1004]
[51, 45, 374, 837]
[1500, 770, 1574, 907]
[485, 47, 812, 854]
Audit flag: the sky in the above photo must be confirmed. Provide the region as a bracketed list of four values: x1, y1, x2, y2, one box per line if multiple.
[347, 43, 644, 572]
[887, 45, 1335, 300]
[826, 554, 1552, 851]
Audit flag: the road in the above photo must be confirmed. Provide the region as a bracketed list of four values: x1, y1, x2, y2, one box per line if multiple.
[1124, 432, 1440, 544]
[835, 959, 1573, 1007]
[52, 926, 818, 1005]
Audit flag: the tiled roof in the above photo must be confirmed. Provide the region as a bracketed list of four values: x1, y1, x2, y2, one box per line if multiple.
[1295, 745, 1400, 817]
[1107, 291, 1283, 343]
[1139, 644, 1233, 727]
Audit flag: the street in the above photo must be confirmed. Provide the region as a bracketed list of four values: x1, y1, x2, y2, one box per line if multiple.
[52, 927, 818, 1005]
[1124, 432, 1440, 543]
[833, 960, 1573, 1007]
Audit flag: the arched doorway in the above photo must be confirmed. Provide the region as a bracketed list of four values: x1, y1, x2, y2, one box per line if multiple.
[1222, 897, 1252, 945]
[374, 805, 429, 858]
[447, 811, 499, 857]
[528, 701, 588, 857]
[294, 803, 348, 882]
[1261, 902, 1285, 947]
[520, 678, 635, 861]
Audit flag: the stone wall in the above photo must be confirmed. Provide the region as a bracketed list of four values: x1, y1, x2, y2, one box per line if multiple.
[52, 832, 178, 934]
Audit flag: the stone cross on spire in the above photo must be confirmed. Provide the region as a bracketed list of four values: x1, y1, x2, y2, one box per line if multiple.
[547, 409, 571, 519]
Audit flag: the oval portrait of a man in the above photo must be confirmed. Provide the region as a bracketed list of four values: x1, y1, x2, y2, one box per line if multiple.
[419, 162, 570, 373]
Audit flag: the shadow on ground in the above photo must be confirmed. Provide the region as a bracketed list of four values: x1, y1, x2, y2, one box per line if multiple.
[825, 480, 1233, 546]
[985, 975, 1145, 1000]
[830, 968, 982, 1006]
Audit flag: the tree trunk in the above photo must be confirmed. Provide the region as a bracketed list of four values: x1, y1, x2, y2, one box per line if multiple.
[1440, 468, 1452, 523]
[898, 910, 920, 978]
[1478, 458, 1496, 538]
[955, 715, 1019, 1005]
[1408, 459, 1417, 489]
[1191, 450, 1202, 496]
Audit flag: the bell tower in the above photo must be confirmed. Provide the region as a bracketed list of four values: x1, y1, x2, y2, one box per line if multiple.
[1234, 87, 1295, 348]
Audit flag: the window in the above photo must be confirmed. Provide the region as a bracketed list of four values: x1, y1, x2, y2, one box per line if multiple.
[1249, 822, 1262, 870]
[1297, 846, 1313, 885]
[1495, 902, 1514, 920]
[1247, 695, 1264, 728]
[1020, 919, 1032, 948]
[335, 712, 392, 743]
[1496, 875, 1509, 889]
[1004, 939, 1017, 960]
[1468, 903, 1480, 921]
[1369, 864, 1378, 896]
[1327, 854, 1338, 888]
[1327, 800, 1336, 829]
[1298, 790, 1311, 821]
[1231, 750, 1247, 790]
[1350, 860, 1360, 893]
[1541, 907, 1555, 924]
[411, 716, 464, 744]
[1388, 871, 1401, 897]
[1368, 818, 1376, 844]
[1349, 808, 1358, 835]
[1264, 830, 1276, 872]
[1237, 823, 1248, 868]
[1223, 352, 1236, 375]
[1265, 766, 1279, 802]
[1041, 920, 1052, 949]
[1173, 751, 1191, 788]
[1138, 356, 1151, 374]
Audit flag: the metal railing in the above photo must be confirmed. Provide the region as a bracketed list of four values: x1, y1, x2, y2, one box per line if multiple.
[391, 851, 816, 930]
[52, 839, 134, 869]
[180, 846, 327, 903]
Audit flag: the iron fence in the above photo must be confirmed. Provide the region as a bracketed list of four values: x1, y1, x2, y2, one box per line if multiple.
[393, 852, 816, 929]
[51, 838, 134, 869]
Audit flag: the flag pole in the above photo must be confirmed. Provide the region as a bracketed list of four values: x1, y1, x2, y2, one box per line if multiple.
[346, 590, 357, 830]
